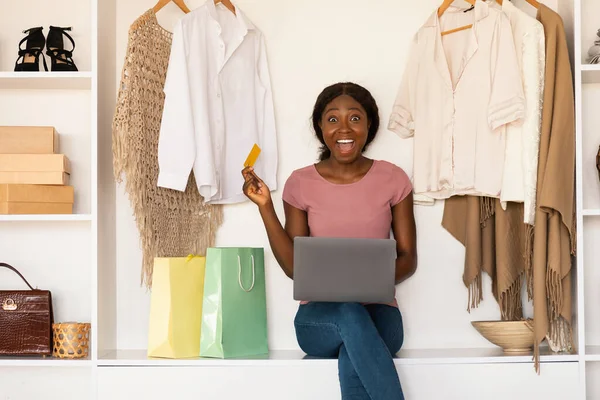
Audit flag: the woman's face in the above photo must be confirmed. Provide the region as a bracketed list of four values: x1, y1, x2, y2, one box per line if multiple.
[319, 95, 370, 164]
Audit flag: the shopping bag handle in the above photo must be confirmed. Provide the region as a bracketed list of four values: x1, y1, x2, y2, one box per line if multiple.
[237, 255, 255, 292]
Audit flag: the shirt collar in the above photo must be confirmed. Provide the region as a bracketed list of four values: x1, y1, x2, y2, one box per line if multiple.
[206, 1, 256, 31]
[424, 0, 490, 28]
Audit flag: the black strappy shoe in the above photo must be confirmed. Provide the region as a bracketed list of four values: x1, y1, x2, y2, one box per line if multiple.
[14, 27, 48, 72]
[45, 26, 78, 71]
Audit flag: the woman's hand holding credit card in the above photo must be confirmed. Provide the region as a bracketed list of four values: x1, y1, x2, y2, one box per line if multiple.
[241, 144, 270, 207]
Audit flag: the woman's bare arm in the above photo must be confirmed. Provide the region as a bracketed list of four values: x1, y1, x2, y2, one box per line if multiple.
[391, 193, 418, 284]
[242, 166, 309, 279]
[257, 201, 308, 279]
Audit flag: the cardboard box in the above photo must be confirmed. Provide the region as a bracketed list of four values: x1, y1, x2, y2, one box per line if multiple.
[0, 154, 70, 173]
[0, 184, 74, 202]
[0, 202, 73, 214]
[0, 184, 74, 214]
[0, 172, 69, 185]
[0, 126, 59, 154]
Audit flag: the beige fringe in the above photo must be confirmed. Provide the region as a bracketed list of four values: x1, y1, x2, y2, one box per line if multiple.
[546, 268, 563, 323]
[524, 223, 534, 301]
[467, 272, 483, 313]
[112, 10, 223, 288]
[480, 196, 495, 227]
[547, 316, 573, 353]
[499, 273, 523, 321]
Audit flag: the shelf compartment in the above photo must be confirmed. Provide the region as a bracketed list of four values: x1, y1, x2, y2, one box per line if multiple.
[98, 348, 578, 367]
[0, 72, 92, 90]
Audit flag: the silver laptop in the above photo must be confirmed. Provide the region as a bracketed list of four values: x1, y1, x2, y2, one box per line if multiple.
[293, 237, 397, 303]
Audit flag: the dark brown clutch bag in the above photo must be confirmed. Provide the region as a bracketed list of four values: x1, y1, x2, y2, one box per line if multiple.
[0, 262, 54, 356]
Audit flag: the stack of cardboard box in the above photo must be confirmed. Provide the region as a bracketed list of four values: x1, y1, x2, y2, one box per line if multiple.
[0, 126, 74, 214]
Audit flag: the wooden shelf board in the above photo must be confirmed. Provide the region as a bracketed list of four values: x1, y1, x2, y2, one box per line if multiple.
[97, 348, 578, 367]
[0, 72, 92, 90]
[0, 355, 92, 367]
[582, 209, 600, 216]
[0, 214, 92, 222]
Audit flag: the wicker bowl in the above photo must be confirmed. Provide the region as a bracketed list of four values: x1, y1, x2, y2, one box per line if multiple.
[471, 320, 534, 354]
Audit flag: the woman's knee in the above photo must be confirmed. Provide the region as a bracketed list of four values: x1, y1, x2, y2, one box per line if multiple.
[294, 305, 343, 357]
[381, 310, 404, 354]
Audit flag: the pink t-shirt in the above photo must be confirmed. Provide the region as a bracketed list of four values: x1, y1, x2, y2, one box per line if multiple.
[283, 160, 412, 238]
[282, 160, 412, 306]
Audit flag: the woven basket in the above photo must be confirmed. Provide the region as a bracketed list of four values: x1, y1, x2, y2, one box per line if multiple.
[52, 322, 91, 359]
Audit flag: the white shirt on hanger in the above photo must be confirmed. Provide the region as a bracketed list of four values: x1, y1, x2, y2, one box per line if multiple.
[157, 1, 278, 204]
[388, 1, 525, 201]
[489, 0, 545, 225]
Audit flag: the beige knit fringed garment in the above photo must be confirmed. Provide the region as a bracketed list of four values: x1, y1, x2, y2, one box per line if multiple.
[112, 9, 223, 288]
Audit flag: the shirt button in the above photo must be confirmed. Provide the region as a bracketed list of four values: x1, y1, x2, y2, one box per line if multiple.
[220, 44, 224, 48]
[217, 93, 221, 98]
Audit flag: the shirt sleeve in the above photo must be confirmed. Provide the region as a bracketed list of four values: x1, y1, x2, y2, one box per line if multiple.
[391, 166, 413, 206]
[488, 14, 526, 131]
[256, 33, 278, 192]
[157, 20, 197, 192]
[388, 34, 419, 139]
[282, 171, 305, 211]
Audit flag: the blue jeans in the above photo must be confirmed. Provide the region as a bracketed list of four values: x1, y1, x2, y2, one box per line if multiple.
[294, 302, 404, 400]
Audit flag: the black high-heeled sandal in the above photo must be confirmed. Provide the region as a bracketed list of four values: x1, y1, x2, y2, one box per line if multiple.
[45, 26, 78, 72]
[14, 27, 48, 72]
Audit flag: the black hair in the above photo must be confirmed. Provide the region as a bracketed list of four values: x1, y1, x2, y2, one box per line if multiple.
[311, 82, 380, 161]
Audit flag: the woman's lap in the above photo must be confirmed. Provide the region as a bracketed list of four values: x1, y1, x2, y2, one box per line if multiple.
[294, 302, 404, 357]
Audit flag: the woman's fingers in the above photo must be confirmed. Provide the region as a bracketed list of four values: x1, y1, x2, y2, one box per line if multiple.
[243, 177, 261, 195]
[242, 167, 263, 188]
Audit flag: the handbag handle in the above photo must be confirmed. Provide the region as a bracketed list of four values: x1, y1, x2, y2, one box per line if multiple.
[0, 263, 35, 290]
[237, 255, 255, 292]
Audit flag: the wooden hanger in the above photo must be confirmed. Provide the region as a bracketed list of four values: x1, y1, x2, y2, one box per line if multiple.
[215, 0, 236, 15]
[524, 0, 540, 8]
[153, 0, 191, 14]
[438, 0, 476, 17]
[439, 0, 476, 36]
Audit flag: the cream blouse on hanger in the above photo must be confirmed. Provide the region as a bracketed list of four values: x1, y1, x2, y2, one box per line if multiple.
[389, 1, 525, 201]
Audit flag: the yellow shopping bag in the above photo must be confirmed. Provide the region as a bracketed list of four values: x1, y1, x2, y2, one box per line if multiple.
[147, 255, 206, 358]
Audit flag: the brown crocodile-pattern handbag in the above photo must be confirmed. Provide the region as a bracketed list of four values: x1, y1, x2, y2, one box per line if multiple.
[0, 263, 53, 356]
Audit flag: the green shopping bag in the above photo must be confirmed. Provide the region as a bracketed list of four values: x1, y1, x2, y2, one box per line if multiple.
[200, 247, 268, 358]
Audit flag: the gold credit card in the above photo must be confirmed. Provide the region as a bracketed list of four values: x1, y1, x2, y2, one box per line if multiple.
[244, 144, 262, 167]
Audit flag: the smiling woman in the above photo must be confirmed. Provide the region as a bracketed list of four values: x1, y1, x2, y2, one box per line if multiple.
[312, 82, 380, 163]
[241, 82, 416, 400]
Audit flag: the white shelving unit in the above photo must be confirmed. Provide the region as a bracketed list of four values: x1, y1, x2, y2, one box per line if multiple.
[1, 0, 599, 398]
[0, 0, 98, 398]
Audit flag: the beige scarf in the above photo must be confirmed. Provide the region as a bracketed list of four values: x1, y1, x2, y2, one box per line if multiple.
[442, 197, 527, 322]
[532, 4, 576, 371]
[112, 10, 223, 288]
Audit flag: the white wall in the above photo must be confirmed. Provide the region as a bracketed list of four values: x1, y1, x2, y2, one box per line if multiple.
[111, 0, 560, 352]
